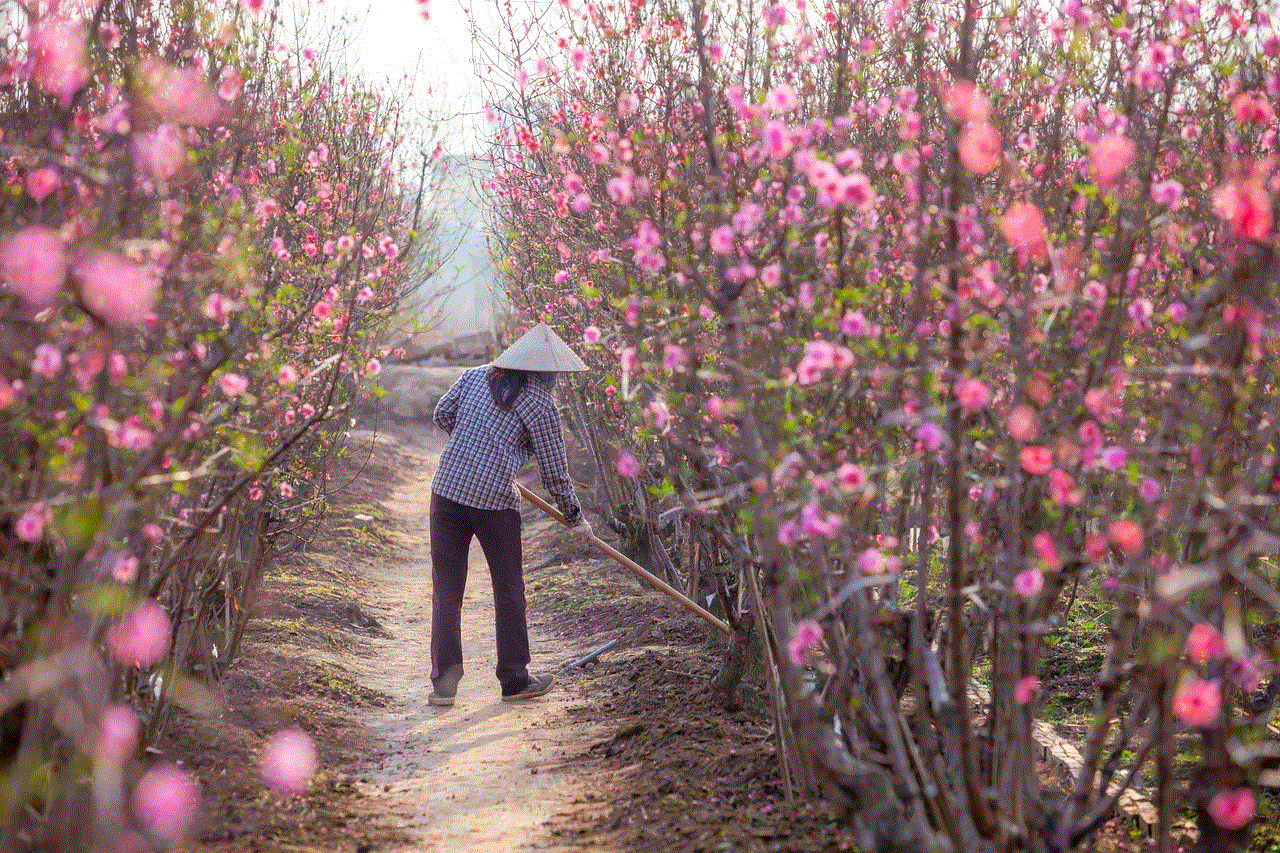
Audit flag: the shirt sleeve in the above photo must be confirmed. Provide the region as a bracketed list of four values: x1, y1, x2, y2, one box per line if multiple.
[433, 372, 465, 434]
[526, 404, 582, 523]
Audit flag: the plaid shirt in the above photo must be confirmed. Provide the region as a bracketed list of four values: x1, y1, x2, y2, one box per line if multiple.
[431, 366, 582, 523]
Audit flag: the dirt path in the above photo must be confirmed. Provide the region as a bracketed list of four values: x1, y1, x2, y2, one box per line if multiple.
[348, 437, 607, 852]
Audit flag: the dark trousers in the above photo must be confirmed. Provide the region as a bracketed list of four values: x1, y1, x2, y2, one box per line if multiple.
[429, 492, 529, 694]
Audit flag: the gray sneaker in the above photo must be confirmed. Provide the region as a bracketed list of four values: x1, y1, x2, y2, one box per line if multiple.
[428, 684, 457, 707]
[501, 673, 555, 701]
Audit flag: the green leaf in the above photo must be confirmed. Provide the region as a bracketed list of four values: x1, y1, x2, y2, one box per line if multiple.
[53, 498, 103, 552]
[78, 584, 135, 616]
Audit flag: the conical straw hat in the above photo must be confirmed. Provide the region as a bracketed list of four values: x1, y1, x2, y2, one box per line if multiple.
[492, 322, 589, 372]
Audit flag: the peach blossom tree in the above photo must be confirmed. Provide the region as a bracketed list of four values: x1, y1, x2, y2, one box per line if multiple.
[0, 1, 432, 849]
[483, 0, 1280, 849]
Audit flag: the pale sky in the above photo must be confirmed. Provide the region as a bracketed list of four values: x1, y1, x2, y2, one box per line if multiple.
[300, 0, 499, 141]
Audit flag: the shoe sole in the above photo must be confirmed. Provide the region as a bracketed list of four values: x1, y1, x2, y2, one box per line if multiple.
[501, 676, 555, 702]
[428, 694, 455, 706]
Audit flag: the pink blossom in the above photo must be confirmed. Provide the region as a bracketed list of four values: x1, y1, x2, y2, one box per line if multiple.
[217, 65, 243, 101]
[0, 378, 13, 409]
[96, 704, 140, 762]
[32, 343, 62, 376]
[1231, 92, 1275, 126]
[1139, 477, 1161, 502]
[582, 326, 601, 345]
[837, 463, 866, 490]
[25, 166, 61, 202]
[616, 92, 639, 117]
[953, 377, 990, 411]
[1048, 468, 1080, 506]
[958, 122, 1001, 174]
[840, 309, 873, 337]
[616, 452, 640, 478]
[112, 554, 139, 583]
[915, 422, 944, 452]
[762, 120, 792, 158]
[73, 248, 159, 328]
[858, 547, 887, 574]
[1150, 180, 1183, 206]
[1089, 133, 1135, 188]
[764, 82, 798, 114]
[777, 520, 800, 547]
[663, 344, 687, 371]
[943, 79, 990, 123]
[137, 58, 221, 126]
[29, 15, 91, 106]
[1100, 445, 1128, 469]
[1001, 202, 1048, 261]
[563, 173, 585, 195]
[606, 175, 634, 205]
[1006, 405, 1038, 441]
[1019, 446, 1053, 476]
[278, 364, 299, 386]
[132, 124, 186, 180]
[1108, 518, 1143, 555]
[1013, 567, 1044, 598]
[787, 619, 822, 666]
[705, 396, 728, 419]
[570, 193, 592, 214]
[1172, 676, 1221, 727]
[218, 372, 248, 398]
[1213, 169, 1273, 241]
[132, 764, 199, 840]
[108, 599, 170, 667]
[313, 301, 332, 321]
[801, 504, 841, 538]
[1185, 622, 1226, 666]
[1014, 675, 1040, 705]
[0, 225, 68, 309]
[15, 502, 48, 542]
[259, 728, 318, 794]
[709, 225, 736, 255]
[1207, 787, 1256, 831]
[365, 358, 381, 376]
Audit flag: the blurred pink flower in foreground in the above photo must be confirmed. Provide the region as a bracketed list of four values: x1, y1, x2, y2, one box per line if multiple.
[0, 225, 68, 309]
[616, 452, 640, 478]
[15, 502, 49, 542]
[788, 619, 822, 666]
[108, 599, 170, 667]
[1185, 622, 1225, 666]
[1006, 405, 1038, 441]
[943, 79, 990, 123]
[958, 121, 1001, 174]
[219, 372, 249, 398]
[1213, 165, 1273, 241]
[26, 165, 61, 202]
[28, 14, 91, 106]
[1013, 567, 1044, 598]
[1108, 518, 1143, 555]
[259, 728, 318, 794]
[133, 764, 200, 840]
[1001, 202, 1048, 261]
[1014, 675, 1040, 705]
[96, 704, 140, 762]
[137, 58, 222, 126]
[1019, 446, 1053, 476]
[1089, 133, 1135, 188]
[132, 123, 186, 180]
[953, 377, 990, 410]
[73, 248, 160, 328]
[1172, 676, 1221, 727]
[1207, 786, 1256, 831]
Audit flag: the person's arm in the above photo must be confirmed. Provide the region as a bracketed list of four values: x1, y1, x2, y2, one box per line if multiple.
[433, 372, 465, 434]
[526, 405, 582, 524]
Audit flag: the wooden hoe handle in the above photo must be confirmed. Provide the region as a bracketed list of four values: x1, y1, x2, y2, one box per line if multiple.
[514, 483, 732, 637]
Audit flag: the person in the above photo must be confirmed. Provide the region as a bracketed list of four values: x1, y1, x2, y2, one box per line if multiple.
[427, 323, 593, 706]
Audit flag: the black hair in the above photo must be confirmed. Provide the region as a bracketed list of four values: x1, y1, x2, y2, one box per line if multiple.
[488, 367, 528, 410]
[488, 367, 557, 410]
